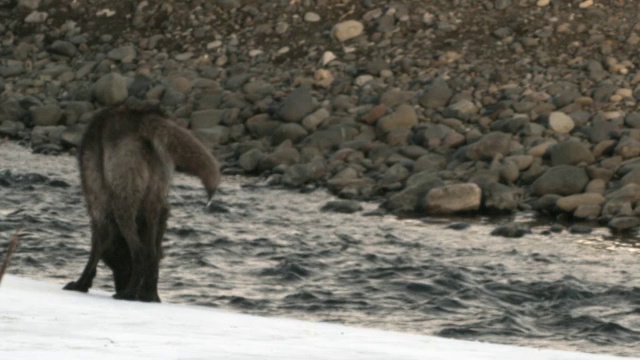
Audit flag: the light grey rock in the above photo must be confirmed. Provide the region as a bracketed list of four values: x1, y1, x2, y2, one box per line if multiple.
[332, 20, 364, 42]
[556, 193, 605, 212]
[425, 183, 482, 215]
[548, 111, 575, 133]
[94, 73, 128, 105]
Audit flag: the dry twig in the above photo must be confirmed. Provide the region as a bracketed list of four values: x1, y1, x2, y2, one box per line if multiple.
[0, 228, 20, 286]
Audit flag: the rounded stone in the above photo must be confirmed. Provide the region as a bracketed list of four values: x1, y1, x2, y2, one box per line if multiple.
[332, 20, 364, 42]
[548, 111, 575, 134]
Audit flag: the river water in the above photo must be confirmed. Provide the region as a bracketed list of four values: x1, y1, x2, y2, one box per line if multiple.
[1, 142, 640, 357]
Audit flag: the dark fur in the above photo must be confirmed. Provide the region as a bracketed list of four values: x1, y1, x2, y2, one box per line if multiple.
[64, 105, 220, 302]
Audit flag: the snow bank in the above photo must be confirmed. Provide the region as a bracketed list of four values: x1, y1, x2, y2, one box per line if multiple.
[0, 276, 631, 360]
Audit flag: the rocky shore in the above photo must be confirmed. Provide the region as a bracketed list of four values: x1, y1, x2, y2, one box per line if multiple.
[1, 0, 640, 235]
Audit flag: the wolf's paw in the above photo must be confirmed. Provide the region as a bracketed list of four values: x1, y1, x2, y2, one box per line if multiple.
[113, 290, 137, 301]
[63, 281, 89, 292]
[137, 291, 161, 303]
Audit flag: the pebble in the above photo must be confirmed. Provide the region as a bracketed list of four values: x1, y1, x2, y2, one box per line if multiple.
[548, 112, 575, 134]
[304, 12, 321, 23]
[332, 20, 365, 42]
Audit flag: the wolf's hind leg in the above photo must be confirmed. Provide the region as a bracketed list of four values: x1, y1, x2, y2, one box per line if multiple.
[63, 220, 106, 292]
[134, 204, 166, 303]
[102, 229, 132, 294]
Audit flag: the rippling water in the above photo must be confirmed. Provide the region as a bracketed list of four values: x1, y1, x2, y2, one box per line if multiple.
[1, 142, 640, 357]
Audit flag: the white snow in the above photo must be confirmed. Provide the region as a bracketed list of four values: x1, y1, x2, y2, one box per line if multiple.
[0, 276, 632, 360]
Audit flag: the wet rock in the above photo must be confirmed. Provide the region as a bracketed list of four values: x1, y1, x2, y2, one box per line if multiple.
[531, 194, 562, 213]
[569, 225, 593, 234]
[94, 73, 128, 105]
[278, 88, 316, 122]
[549, 140, 594, 166]
[532, 165, 589, 196]
[332, 20, 364, 42]
[320, 200, 363, 214]
[382, 173, 443, 213]
[446, 223, 470, 230]
[490, 223, 531, 238]
[608, 216, 640, 232]
[418, 79, 452, 109]
[425, 183, 482, 215]
[205, 200, 230, 214]
[556, 193, 605, 212]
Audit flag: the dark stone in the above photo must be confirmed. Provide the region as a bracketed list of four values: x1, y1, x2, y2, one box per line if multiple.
[321, 200, 363, 214]
[490, 224, 531, 238]
[531, 165, 589, 196]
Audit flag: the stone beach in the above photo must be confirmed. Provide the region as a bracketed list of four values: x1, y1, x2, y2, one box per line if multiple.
[2, 0, 640, 234]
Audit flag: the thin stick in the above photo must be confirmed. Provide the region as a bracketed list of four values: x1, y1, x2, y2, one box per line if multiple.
[0, 228, 20, 286]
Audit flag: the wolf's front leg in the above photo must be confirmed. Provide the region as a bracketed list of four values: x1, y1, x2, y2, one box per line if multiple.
[63, 220, 105, 292]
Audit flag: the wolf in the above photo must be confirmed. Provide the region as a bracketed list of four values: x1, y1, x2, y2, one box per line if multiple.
[63, 104, 220, 302]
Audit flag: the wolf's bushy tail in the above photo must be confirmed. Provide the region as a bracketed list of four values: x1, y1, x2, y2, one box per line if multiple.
[137, 110, 221, 199]
[116, 106, 221, 199]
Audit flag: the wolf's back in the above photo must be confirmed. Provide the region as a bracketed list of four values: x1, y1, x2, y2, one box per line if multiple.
[79, 105, 221, 208]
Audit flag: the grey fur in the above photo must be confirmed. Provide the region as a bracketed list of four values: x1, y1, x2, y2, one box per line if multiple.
[63, 105, 220, 302]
